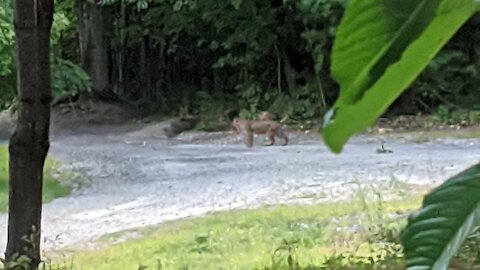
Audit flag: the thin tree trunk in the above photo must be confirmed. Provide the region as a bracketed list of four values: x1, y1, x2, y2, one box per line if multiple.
[75, 0, 90, 102]
[76, 0, 109, 97]
[139, 36, 148, 98]
[5, 0, 54, 269]
[282, 52, 297, 95]
[88, 1, 109, 93]
[75, 0, 88, 67]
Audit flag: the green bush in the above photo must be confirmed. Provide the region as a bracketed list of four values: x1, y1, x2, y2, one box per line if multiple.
[431, 105, 480, 125]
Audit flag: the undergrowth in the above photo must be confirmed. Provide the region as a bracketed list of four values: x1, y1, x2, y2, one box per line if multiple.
[11, 180, 480, 269]
[47, 182, 423, 270]
[0, 146, 71, 212]
[431, 105, 480, 126]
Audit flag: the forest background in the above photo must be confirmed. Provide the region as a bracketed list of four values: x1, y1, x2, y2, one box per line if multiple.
[2, 0, 480, 128]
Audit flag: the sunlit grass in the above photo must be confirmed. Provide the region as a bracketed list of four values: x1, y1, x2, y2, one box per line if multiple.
[58, 194, 422, 270]
[386, 129, 480, 143]
[0, 146, 70, 212]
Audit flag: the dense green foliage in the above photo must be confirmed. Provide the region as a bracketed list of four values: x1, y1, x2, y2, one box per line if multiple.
[0, 1, 15, 110]
[84, 0, 345, 121]
[1, 0, 480, 121]
[0, 0, 90, 110]
[0, 147, 70, 212]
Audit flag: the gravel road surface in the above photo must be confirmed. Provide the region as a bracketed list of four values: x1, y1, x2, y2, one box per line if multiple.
[0, 128, 479, 252]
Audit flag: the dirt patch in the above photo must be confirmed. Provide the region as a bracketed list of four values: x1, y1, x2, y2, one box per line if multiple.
[50, 101, 138, 135]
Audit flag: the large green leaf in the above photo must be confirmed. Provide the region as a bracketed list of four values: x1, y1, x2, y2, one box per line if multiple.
[322, 0, 479, 153]
[330, 0, 439, 105]
[401, 163, 480, 270]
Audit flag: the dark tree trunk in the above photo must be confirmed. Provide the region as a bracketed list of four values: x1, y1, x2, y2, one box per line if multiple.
[75, 0, 87, 67]
[139, 36, 150, 98]
[5, 0, 54, 269]
[76, 0, 109, 97]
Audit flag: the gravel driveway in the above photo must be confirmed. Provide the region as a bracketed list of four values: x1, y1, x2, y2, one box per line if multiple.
[0, 127, 479, 252]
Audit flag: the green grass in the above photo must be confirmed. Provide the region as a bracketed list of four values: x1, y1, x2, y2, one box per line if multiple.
[385, 129, 480, 144]
[414, 129, 480, 140]
[0, 146, 71, 212]
[55, 193, 422, 270]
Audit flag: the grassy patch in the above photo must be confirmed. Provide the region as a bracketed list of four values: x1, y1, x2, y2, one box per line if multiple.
[411, 129, 480, 142]
[0, 146, 71, 212]
[386, 129, 480, 144]
[55, 192, 423, 270]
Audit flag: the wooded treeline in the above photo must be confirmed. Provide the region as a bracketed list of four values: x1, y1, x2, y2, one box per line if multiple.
[1, 0, 480, 123]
